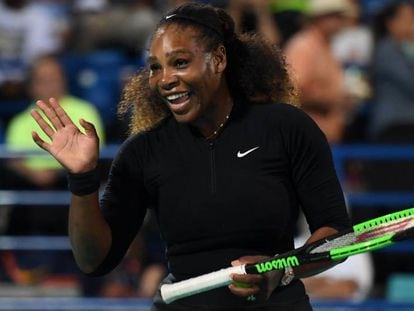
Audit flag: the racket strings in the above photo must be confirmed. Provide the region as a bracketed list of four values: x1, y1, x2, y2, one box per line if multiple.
[311, 217, 414, 254]
[356, 217, 414, 242]
[310, 233, 357, 253]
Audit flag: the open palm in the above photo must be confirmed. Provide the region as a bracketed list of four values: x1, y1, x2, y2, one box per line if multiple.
[30, 98, 99, 173]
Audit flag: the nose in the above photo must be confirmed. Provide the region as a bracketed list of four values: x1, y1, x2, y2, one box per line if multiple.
[160, 68, 179, 90]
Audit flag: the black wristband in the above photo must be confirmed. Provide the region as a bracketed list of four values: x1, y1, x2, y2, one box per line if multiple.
[67, 166, 100, 196]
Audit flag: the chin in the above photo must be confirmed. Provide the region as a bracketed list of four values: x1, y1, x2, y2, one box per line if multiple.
[171, 112, 195, 124]
[170, 107, 202, 125]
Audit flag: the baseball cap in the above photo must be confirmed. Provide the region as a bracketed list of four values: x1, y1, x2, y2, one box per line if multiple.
[308, 0, 356, 17]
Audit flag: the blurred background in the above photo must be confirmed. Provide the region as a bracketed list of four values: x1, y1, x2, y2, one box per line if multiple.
[1, 0, 414, 310]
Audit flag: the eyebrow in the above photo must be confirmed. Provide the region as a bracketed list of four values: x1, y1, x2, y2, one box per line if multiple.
[148, 49, 194, 62]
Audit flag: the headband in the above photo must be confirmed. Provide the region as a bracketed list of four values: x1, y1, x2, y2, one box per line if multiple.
[164, 14, 223, 38]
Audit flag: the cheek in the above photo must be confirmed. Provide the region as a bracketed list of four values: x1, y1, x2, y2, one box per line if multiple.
[148, 75, 158, 91]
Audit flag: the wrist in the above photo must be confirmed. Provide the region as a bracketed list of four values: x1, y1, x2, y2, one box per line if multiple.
[67, 166, 100, 196]
[280, 266, 295, 286]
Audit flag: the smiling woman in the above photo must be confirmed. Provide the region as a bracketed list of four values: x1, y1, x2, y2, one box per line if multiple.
[29, 2, 350, 311]
[118, 3, 297, 136]
[147, 24, 229, 132]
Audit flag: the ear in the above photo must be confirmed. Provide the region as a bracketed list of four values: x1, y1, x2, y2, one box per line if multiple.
[212, 45, 227, 73]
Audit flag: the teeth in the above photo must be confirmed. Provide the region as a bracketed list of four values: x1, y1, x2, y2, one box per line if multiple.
[166, 92, 189, 101]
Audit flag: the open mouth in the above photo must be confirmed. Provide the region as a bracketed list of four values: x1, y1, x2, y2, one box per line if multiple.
[165, 92, 190, 105]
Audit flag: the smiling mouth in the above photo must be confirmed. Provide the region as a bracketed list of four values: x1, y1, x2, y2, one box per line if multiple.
[165, 92, 190, 105]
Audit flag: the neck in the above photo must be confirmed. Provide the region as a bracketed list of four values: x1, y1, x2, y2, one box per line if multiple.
[200, 98, 233, 139]
[189, 78, 233, 138]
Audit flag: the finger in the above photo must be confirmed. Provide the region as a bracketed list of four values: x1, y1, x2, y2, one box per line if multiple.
[232, 273, 263, 285]
[31, 131, 51, 152]
[80, 119, 98, 139]
[232, 255, 269, 266]
[36, 99, 64, 130]
[48, 97, 75, 126]
[228, 283, 260, 297]
[31, 109, 55, 140]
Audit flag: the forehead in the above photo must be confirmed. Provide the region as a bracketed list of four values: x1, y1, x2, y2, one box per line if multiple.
[149, 24, 206, 57]
[33, 59, 62, 76]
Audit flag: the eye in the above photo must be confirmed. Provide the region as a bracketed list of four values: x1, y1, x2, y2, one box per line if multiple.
[149, 63, 161, 73]
[174, 59, 189, 68]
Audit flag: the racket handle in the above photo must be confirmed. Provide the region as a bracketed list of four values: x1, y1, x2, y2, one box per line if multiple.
[160, 265, 246, 304]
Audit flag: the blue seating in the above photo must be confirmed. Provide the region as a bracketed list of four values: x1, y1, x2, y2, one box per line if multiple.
[60, 50, 146, 127]
[386, 273, 414, 302]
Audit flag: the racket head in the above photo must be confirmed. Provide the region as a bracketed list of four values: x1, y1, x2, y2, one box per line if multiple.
[310, 207, 414, 260]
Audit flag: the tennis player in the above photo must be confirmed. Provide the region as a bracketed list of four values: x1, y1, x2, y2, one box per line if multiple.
[30, 3, 350, 310]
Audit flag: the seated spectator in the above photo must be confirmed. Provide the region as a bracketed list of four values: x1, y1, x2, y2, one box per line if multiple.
[2, 55, 105, 286]
[362, 1, 414, 290]
[5, 54, 105, 189]
[284, 0, 356, 143]
[69, 0, 160, 54]
[227, 0, 280, 45]
[331, 0, 373, 142]
[368, 0, 414, 142]
[332, 0, 372, 101]
[0, 0, 64, 100]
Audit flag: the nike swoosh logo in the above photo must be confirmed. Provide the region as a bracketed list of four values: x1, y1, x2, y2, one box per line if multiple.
[237, 147, 260, 158]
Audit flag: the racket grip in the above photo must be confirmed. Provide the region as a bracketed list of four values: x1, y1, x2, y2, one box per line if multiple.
[160, 265, 246, 304]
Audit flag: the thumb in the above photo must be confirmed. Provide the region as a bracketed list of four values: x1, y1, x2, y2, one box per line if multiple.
[80, 119, 98, 138]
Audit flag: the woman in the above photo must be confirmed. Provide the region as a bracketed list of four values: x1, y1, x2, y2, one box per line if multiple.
[369, 0, 414, 141]
[30, 3, 349, 310]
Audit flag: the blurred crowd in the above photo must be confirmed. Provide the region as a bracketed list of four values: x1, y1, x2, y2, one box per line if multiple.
[0, 0, 414, 302]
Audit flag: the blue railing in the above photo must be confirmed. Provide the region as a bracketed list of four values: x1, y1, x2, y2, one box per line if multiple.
[0, 298, 412, 310]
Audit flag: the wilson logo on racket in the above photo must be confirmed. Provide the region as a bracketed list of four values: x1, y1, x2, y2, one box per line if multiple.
[254, 256, 299, 273]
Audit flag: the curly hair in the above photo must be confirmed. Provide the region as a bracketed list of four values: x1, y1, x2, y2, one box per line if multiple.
[118, 2, 298, 135]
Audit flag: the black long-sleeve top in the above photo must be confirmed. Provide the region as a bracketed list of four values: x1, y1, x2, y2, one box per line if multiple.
[90, 102, 349, 309]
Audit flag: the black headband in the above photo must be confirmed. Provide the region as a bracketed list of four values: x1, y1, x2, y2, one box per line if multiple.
[163, 14, 223, 38]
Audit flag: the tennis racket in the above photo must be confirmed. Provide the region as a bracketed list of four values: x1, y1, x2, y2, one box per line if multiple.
[161, 207, 414, 304]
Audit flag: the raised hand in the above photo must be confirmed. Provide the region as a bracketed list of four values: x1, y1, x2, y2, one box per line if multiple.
[30, 98, 99, 173]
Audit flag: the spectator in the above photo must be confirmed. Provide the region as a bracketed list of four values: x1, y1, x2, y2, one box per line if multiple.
[69, 0, 160, 54]
[284, 0, 355, 143]
[368, 0, 414, 142]
[1, 54, 106, 288]
[362, 1, 414, 289]
[227, 0, 281, 45]
[332, 0, 373, 101]
[331, 0, 373, 142]
[0, 0, 64, 99]
[5, 55, 105, 190]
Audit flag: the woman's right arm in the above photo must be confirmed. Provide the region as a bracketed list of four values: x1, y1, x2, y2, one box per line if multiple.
[31, 98, 112, 273]
[69, 192, 112, 273]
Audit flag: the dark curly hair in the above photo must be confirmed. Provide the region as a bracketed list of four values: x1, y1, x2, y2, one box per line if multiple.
[118, 2, 298, 134]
